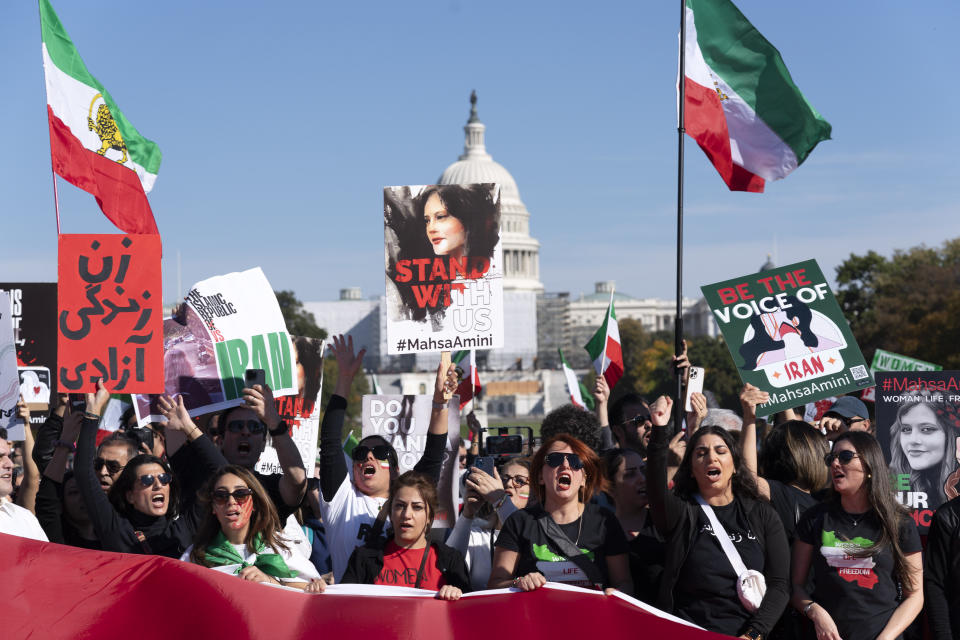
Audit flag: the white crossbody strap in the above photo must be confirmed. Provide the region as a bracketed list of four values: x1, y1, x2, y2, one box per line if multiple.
[695, 494, 748, 576]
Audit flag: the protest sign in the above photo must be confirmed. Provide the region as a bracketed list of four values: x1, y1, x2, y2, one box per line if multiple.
[133, 267, 297, 425]
[362, 394, 460, 527]
[875, 371, 960, 532]
[0, 283, 57, 423]
[0, 292, 25, 440]
[861, 349, 941, 402]
[384, 184, 504, 355]
[57, 235, 163, 394]
[701, 259, 872, 417]
[255, 337, 325, 478]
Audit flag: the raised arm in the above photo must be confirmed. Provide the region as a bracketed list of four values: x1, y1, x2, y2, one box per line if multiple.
[319, 335, 365, 502]
[76, 382, 127, 543]
[244, 383, 306, 509]
[32, 394, 67, 473]
[739, 383, 771, 500]
[15, 397, 41, 512]
[594, 376, 617, 452]
[646, 395, 685, 537]
[413, 353, 457, 483]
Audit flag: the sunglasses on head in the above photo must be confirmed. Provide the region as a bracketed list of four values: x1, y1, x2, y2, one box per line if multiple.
[352, 444, 394, 463]
[212, 488, 254, 505]
[226, 419, 266, 434]
[544, 452, 584, 470]
[138, 473, 172, 488]
[824, 450, 860, 466]
[95, 458, 125, 475]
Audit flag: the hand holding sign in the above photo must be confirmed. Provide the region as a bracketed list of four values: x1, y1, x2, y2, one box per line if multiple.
[739, 383, 770, 422]
[16, 396, 29, 424]
[84, 380, 111, 418]
[434, 352, 457, 404]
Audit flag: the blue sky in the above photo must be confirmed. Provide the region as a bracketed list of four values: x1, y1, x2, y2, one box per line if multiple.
[2, 1, 957, 306]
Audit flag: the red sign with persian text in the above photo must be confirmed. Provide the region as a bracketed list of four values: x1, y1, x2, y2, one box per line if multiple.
[57, 234, 163, 393]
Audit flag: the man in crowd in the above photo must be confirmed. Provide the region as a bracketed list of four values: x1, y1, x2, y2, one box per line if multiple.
[0, 437, 47, 541]
[820, 396, 873, 441]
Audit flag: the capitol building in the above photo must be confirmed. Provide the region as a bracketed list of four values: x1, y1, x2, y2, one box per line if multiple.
[305, 94, 718, 417]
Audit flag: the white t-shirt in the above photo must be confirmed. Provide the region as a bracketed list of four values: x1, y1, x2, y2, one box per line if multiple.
[180, 536, 320, 583]
[0, 500, 48, 542]
[319, 473, 388, 582]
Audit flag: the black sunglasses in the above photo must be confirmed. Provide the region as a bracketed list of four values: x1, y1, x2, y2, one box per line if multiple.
[544, 452, 584, 470]
[226, 419, 266, 434]
[352, 445, 394, 463]
[138, 473, 172, 487]
[95, 458, 125, 475]
[212, 488, 254, 505]
[501, 473, 529, 487]
[824, 450, 860, 467]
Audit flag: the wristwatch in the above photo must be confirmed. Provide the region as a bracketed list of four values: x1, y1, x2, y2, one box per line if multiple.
[269, 420, 288, 437]
[743, 628, 762, 640]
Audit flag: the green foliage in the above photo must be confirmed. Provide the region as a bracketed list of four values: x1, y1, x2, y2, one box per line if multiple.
[611, 318, 742, 410]
[835, 238, 960, 369]
[275, 290, 327, 340]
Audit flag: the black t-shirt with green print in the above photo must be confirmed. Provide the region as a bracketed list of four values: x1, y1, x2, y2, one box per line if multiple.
[496, 503, 628, 589]
[796, 501, 922, 640]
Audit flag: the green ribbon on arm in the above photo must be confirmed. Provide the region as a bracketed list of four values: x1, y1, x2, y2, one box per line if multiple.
[203, 531, 298, 580]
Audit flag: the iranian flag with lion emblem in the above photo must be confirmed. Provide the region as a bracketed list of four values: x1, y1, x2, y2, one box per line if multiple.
[39, 0, 161, 234]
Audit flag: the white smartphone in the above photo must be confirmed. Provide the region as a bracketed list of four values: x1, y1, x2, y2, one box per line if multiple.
[685, 366, 705, 412]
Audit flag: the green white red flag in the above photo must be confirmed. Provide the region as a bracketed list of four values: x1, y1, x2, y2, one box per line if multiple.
[559, 348, 594, 411]
[40, 0, 161, 234]
[584, 292, 623, 390]
[683, 0, 831, 192]
[452, 350, 481, 410]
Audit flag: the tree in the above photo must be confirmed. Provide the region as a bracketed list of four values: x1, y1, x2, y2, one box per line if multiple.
[275, 290, 326, 340]
[836, 238, 960, 369]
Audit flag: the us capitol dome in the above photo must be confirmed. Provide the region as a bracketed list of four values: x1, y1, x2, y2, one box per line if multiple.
[436, 92, 541, 370]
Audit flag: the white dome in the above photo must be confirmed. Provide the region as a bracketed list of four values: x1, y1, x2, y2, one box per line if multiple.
[437, 92, 542, 293]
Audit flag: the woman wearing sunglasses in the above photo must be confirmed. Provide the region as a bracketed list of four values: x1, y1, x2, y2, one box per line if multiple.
[341, 471, 469, 599]
[791, 432, 923, 640]
[646, 395, 789, 640]
[445, 457, 531, 591]
[76, 383, 228, 557]
[182, 465, 323, 590]
[602, 448, 663, 605]
[488, 434, 632, 595]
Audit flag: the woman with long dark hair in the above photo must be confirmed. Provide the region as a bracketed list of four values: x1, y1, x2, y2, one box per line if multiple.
[602, 447, 663, 605]
[341, 471, 469, 599]
[647, 395, 789, 640]
[384, 184, 500, 325]
[488, 434, 632, 595]
[182, 465, 322, 590]
[889, 393, 959, 506]
[791, 431, 923, 640]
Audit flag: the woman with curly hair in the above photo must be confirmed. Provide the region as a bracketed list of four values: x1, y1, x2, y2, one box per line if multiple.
[182, 465, 323, 591]
[488, 434, 632, 595]
[647, 395, 789, 640]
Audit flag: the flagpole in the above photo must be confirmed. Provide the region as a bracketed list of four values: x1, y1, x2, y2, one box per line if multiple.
[52, 172, 61, 234]
[470, 349, 476, 414]
[674, 0, 687, 432]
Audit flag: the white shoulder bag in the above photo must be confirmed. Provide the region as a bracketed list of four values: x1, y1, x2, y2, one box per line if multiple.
[695, 495, 766, 613]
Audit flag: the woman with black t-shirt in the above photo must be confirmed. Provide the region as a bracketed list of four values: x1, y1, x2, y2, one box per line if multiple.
[647, 395, 789, 640]
[792, 432, 923, 640]
[488, 434, 632, 595]
[602, 447, 663, 605]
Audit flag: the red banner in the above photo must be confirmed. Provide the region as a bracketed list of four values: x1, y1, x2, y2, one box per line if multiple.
[1, 533, 724, 640]
[57, 234, 163, 393]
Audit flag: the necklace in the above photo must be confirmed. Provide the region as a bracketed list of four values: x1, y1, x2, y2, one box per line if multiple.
[574, 505, 584, 546]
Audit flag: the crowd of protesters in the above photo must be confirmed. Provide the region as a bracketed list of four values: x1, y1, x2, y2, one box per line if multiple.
[2, 334, 960, 640]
